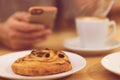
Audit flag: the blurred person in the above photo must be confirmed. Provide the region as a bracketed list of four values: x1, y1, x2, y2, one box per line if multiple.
[0, 0, 56, 50]
[0, 0, 112, 50]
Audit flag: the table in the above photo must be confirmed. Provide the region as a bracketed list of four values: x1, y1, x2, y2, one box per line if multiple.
[0, 26, 120, 80]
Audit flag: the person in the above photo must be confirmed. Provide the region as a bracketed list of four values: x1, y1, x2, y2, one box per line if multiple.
[0, 0, 56, 50]
[0, 0, 112, 50]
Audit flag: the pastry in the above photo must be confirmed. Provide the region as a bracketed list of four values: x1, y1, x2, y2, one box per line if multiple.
[11, 48, 72, 76]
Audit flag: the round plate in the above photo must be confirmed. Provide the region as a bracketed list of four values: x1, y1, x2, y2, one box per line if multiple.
[101, 52, 120, 75]
[64, 37, 120, 54]
[0, 50, 86, 80]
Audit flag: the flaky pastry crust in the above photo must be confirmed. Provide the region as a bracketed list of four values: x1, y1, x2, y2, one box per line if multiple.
[12, 48, 72, 76]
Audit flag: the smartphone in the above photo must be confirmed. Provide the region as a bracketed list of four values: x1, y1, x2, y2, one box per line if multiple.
[28, 6, 57, 28]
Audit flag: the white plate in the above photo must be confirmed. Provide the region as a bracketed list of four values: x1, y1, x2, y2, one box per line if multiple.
[0, 50, 86, 80]
[101, 52, 120, 75]
[64, 37, 120, 54]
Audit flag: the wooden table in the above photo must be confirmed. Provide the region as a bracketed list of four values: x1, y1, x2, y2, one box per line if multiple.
[0, 25, 120, 80]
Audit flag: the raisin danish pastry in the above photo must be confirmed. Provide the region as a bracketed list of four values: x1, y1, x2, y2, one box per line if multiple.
[11, 48, 72, 76]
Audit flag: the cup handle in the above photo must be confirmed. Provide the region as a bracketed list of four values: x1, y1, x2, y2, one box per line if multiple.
[107, 21, 116, 39]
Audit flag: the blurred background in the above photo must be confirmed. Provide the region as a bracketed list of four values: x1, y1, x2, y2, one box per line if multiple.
[108, 0, 120, 25]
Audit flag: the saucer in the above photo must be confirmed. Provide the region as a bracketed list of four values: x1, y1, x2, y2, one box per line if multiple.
[64, 37, 120, 54]
[101, 52, 120, 75]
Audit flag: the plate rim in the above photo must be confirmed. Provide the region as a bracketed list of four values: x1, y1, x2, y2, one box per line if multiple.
[0, 50, 86, 80]
[101, 52, 120, 75]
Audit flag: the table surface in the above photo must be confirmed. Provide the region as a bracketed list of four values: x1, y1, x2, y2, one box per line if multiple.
[0, 25, 120, 80]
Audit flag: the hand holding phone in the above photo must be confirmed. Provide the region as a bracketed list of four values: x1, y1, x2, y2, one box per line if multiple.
[28, 6, 57, 28]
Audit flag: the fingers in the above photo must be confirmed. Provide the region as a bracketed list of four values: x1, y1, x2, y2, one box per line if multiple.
[9, 28, 52, 40]
[10, 15, 45, 32]
[7, 29, 51, 48]
[10, 19, 46, 32]
[10, 12, 48, 33]
[2, 30, 51, 50]
[5, 32, 50, 50]
[11, 12, 29, 22]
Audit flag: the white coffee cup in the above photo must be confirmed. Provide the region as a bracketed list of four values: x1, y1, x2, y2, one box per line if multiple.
[75, 16, 116, 49]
